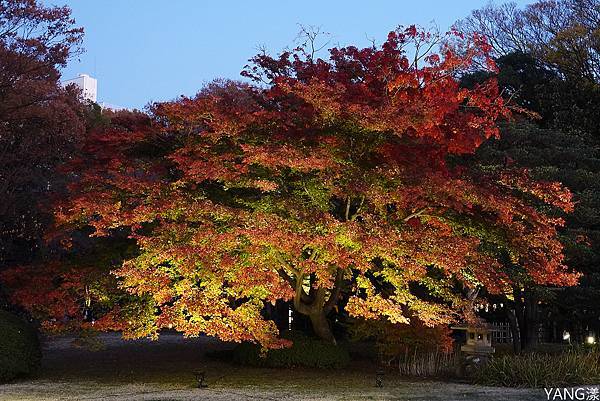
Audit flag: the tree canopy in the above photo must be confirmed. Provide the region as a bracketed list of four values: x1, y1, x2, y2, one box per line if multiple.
[2, 26, 579, 347]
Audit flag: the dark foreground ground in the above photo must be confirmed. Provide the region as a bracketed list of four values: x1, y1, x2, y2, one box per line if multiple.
[0, 333, 551, 400]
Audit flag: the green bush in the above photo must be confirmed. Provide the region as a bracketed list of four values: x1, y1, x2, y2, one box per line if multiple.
[475, 350, 600, 387]
[232, 331, 350, 369]
[0, 310, 41, 382]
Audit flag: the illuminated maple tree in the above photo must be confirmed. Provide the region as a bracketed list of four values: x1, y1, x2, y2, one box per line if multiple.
[4, 26, 579, 347]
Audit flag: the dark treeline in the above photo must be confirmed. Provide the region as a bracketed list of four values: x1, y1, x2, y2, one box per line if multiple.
[458, 0, 600, 352]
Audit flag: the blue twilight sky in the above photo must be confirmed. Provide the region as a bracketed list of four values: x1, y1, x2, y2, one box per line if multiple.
[52, 1, 531, 110]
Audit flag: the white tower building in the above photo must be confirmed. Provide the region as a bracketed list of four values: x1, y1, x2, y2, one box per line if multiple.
[62, 73, 98, 103]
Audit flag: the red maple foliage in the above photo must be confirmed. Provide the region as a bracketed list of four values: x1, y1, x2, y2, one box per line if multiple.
[3, 26, 579, 347]
[0, 0, 85, 265]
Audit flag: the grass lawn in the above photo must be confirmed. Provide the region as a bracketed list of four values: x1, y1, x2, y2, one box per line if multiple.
[0, 333, 548, 400]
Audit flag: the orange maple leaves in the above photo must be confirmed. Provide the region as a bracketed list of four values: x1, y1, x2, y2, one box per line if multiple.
[3, 26, 580, 347]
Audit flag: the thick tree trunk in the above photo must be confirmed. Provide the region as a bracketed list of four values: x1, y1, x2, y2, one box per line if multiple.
[309, 310, 336, 344]
[513, 286, 529, 351]
[291, 267, 344, 344]
[512, 286, 540, 351]
[523, 289, 539, 350]
[507, 308, 522, 354]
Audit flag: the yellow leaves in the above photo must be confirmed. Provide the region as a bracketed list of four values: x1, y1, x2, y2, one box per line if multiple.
[334, 230, 361, 251]
[378, 266, 407, 289]
[407, 299, 455, 327]
[346, 294, 410, 325]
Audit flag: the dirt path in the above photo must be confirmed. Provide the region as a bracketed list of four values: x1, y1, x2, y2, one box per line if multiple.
[0, 333, 546, 400]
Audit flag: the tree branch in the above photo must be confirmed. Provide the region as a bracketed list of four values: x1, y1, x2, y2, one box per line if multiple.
[293, 272, 312, 315]
[350, 196, 365, 221]
[345, 196, 351, 221]
[324, 268, 344, 314]
[403, 207, 430, 222]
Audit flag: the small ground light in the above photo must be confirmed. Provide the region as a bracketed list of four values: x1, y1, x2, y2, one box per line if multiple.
[587, 335, 596, 345]
[194, 371, 208, 388]
[562, 331, 570, 341]
[376, 369, 384, 387]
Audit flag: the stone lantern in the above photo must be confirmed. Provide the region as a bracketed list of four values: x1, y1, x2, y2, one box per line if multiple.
[452, 323, 496, 374]
[461, 325, 494, 355]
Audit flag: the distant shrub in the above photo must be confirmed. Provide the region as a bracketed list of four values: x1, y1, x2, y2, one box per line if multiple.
[350, 318, 454, 366]
[232, 330, 350, 369]
[0, 310, 41, 382]
[476, 350, 600, 387]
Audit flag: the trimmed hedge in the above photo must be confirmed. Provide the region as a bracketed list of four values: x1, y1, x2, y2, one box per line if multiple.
[0, 310, 41, 382]
[232, 331, 350, 369]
